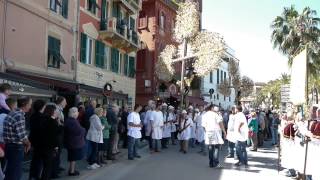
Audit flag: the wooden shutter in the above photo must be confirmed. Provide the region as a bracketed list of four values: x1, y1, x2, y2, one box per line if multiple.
[124, 54, 128, 76]
[111, 48, 119, 73]
[61, 0, 68, 19]
[95, 41, 105, 68]
[128, 56, 135, 77]
[217, 69, 219, 84]
[80, 33, 87, 63]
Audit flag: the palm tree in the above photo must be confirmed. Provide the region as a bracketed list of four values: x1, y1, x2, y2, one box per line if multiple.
[271, 6, 320, 77]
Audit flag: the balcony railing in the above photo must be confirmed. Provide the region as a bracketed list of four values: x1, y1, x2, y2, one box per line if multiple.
[100, 17, 140, 52]
[114, 0, 142, 14]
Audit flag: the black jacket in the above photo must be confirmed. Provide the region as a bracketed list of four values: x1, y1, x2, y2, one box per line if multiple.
[29, 112, 44, 149]
[39, 116, 61, 151]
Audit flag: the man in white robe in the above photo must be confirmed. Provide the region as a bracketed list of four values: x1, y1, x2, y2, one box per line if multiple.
[144, 100, 155, 151]
[151, 104, 164, 152]
[195, 106, 206, 155]
[178, 110, 192, 154]
[161, 103, 171, 148]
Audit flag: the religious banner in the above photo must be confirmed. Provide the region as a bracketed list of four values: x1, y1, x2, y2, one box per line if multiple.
[290, 49, 307, 105]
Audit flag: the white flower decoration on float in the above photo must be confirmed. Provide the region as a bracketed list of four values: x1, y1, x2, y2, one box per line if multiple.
[155, 45, 177, 81]
[174, 1, 199, 42]
[191, 31, 226, 77]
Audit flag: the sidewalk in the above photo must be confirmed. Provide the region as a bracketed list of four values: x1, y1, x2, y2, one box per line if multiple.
[22, 141, 148, 179]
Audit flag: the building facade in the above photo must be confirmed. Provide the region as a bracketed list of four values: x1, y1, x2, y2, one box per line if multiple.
[0, 0, 78, 101]
[77, 0, 141, 107]
[136, 0, 202, 106]
[201, 47, 238, 110]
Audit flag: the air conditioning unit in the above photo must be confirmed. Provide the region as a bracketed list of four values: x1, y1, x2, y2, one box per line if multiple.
[145, 80, 151, 88]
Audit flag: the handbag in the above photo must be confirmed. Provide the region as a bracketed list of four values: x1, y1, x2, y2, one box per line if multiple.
[248, 130, 254, 138]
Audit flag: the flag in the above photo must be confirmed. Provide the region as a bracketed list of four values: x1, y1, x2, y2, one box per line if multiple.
[290, 49, 307, 105]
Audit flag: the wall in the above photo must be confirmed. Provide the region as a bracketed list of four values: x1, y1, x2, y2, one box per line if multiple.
[2, 0, 76, 80]
[77, 62, 136, 105]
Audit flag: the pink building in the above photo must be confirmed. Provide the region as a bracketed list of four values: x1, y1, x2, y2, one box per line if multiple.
[0, 0, 78, 101]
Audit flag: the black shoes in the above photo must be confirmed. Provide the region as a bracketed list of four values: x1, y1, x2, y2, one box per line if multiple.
[68, 170, 80, 176]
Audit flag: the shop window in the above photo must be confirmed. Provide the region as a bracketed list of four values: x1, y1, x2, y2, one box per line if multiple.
[48, 36, 66, 68]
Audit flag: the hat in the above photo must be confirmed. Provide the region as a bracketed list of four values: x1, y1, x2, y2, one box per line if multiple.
[168, 105, 175, 110]
[182, 110, 187, 114]
[188, 106, 194, 110]
[195, 108, 200, 112]
[162, 103, 168, 107]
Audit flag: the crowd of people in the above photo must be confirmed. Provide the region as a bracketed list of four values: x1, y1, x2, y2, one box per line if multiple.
[0, 82, 294, 180]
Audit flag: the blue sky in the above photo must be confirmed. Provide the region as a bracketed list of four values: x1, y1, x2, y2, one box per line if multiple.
[202, 0, 320, 82]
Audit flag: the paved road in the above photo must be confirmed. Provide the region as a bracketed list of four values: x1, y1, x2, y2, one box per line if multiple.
[63, 142, 290, 180]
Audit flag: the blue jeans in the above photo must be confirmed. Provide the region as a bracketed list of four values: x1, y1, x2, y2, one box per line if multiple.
[153, 139, 161, 151]
[88, 141, 98, 165]
[228, 141, 235, 157]
[208, 144, 221, 167]
[128, 136, 140, 159]
[271, 128, 278, 145]
[236, 141, 248, 165]
[4, 143, 24, 180]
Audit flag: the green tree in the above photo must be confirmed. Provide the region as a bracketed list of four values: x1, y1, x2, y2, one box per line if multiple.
[271, 6, 320, 77]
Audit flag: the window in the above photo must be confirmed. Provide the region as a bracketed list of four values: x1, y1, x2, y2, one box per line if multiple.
[87, 0, 99, 15]
[220, 70, 223, 82]
[95, 41, 105, 68]
[48, 36, 65, 68]
[224, 96, 226, 101]
[217, 69, 220, 84]
[49, 0, 68, 19]
[159, 12, 165, 30]
[100, 0, 108, 30]
[138, 11, 148, 29]
[229, 97, 231, 102]
[217, 94, 219, 100]
[209, 71, 213, 83]
[124, 54, 129, 76]
[224, 72, 227, 81]
[129, 17, 136, 30]
[50, 0, 58, 12]
[111, 48, 120, 73]
[80, 33, 93, 65]
[128, 56, 135, 78]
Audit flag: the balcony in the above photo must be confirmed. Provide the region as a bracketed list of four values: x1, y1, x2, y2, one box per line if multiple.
[100, 17, 140, 52]
[114, 0, 142, 15]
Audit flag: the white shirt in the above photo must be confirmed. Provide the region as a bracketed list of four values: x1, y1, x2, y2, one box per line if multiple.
[127, 112, 142, 139]
[234, 112, 249, 142]
[226, 113, 237, 143]
[195, 112, 205, 142]
[201, 111, 224, 145]
[178, 117, 192, 140]
[144, 110, 153, 136]
[151, 111, 164, 140]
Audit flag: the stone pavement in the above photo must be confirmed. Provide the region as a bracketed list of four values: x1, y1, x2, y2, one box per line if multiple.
[22, 141, 292, 180]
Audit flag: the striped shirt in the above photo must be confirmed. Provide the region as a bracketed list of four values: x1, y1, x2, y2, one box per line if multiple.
[3, 109, 28, 144]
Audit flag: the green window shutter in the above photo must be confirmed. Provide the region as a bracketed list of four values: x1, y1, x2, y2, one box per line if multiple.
[128, 56, 135, 78]
[95, 41, 105, 68]
[112, 2, 118, 18]
[111, 48, 119, 73]
[124, 54, 128, 76]
[80, 33, 87, 63]
[61, 0, 68, 19]
[129, 17, 135, 30]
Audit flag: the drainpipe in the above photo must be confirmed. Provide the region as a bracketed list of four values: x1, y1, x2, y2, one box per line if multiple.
[1, 0, 8, 72]
[73, 0, 80, 82]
